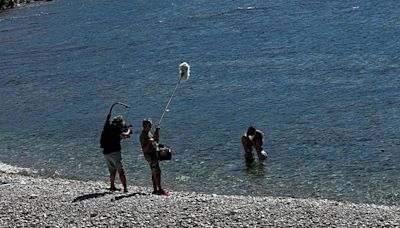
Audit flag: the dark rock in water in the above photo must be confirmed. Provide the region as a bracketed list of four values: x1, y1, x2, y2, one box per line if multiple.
[0, 0, 52, 11]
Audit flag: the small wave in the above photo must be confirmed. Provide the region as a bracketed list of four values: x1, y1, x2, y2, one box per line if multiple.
[176, 175, 191, 182]
[0, 161, 95, 182]
[0, 162, 67, 179]
[0, 12, 55, 22]
[190, 6, 257, 19]
[0, 161, 37, 175]
[237, 6, 256, 10]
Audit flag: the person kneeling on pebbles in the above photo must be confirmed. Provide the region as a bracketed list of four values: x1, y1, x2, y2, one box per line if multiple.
[100, 115, 132, 193]
[242, 126, 268, 163]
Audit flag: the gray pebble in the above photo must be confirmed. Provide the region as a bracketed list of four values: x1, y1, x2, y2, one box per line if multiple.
[0, 172, 399, 227]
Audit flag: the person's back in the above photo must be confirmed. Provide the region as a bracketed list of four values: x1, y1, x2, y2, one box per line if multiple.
[253, 130, 267, 160]
[101, 122, 122, 154]
[253, 130, 263, 148]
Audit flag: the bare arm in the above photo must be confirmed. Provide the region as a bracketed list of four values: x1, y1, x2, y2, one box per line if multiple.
[254, 139, 263, 153]
[140, 132, 155, 153]
[120, 131, 131, 139]
[242, 135, 252, 152]
[153, 127, 160, 143]
[254, 131, 267, 160]
[142, 138, 153, 151]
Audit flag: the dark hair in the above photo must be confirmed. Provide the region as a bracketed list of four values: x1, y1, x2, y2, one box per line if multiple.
[247, 126, 256, 135]
[112, 115, 124, 126]
[248, 126, 256, 132]
[142, 119, 152, 127]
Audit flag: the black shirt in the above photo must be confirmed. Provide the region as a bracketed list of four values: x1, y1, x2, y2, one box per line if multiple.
[100, 122, 122, 154]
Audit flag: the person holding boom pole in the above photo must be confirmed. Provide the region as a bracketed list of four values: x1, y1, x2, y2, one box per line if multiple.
[140, 62, 190, 195]
[140, 118, 163, 195]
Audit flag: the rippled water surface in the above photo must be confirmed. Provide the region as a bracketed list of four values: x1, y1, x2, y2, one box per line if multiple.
[1, 0, 399, 205]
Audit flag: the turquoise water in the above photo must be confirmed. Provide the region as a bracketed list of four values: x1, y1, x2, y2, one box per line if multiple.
[0, 0, 399, 205]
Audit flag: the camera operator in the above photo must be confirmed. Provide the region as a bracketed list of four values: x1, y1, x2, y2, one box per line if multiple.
[100, 114, 132, 193]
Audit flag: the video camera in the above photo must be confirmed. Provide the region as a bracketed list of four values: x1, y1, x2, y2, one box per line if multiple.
[121, 123, 133, 134]
[110, 115, 132, 135]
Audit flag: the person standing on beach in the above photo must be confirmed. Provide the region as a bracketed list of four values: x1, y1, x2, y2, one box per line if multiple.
[242, 126, 267, 162]
[100, 115, 131, 193]
[139, 119, 167, 195]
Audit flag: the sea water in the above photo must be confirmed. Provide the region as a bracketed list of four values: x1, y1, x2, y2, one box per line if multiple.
[0, 0, 399, 205]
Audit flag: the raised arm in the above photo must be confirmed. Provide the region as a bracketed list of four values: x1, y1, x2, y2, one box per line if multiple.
[153, 126, 160, 143]
[104, 113, 111, 127]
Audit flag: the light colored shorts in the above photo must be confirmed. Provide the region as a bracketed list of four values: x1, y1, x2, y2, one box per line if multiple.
[104, 151, 124, 174]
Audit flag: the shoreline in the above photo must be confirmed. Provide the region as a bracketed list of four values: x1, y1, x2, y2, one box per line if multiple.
[1, 172, 399, 227]
[0, 0, 52, 11]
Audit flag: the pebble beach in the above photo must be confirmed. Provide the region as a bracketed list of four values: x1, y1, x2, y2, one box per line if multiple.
[1, 172, 399, 227]
[1, 1, 400, 227]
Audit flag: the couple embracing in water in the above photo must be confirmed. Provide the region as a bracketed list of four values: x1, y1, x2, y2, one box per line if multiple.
[242, 126, 268, 163]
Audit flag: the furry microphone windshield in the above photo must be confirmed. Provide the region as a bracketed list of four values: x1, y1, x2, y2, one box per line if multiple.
[179, 62, 190, 82]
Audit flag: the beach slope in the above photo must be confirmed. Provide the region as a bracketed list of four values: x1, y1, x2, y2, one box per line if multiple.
[0, 172, 399, 227]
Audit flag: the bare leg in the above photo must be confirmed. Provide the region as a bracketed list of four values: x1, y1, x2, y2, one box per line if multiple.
[119, 171, 128, 192]
[110, 171, 117, 190]
[151, 175, 157, 193]
[156, 171, 162, 190]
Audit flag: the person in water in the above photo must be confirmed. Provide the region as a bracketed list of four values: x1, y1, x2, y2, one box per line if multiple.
[139, 119, 167, 195]
[242, 126, 267, 162]
[100, 115, 131, 192]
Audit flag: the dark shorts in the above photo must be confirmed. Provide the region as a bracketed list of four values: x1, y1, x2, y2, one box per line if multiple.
[244, 149, 255, 162]
[144, 152, 160, 174]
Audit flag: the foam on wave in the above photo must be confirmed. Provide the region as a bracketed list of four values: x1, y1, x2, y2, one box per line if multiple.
[0, 161, 37, 175]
